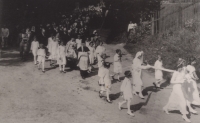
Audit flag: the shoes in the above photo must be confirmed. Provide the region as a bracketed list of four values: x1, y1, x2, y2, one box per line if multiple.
[118, 102, 122, 110]
[99, 91, 103, 98]
[139, 93, 145, 99]
[163, 107, 169, 114]
[106, 99, 112, 103]
[42, 70, 45, 73]
[63, 71, 66, 73]
[190, 109, 198, 114]
[182, 115, 191, 123]
[127, 111, 135, 117]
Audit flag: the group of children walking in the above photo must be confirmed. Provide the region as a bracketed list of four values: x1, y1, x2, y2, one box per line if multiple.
[96, 49, 200, 122]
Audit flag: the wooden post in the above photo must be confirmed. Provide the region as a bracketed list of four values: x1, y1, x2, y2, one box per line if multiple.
[178, 0, 182, 29]
[151, 13, 155, 35]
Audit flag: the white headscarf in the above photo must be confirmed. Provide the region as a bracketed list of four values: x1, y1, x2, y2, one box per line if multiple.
[132, 51, 144, 65]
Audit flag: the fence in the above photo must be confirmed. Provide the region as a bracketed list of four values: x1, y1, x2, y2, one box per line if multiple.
[151, 0, 200, 34]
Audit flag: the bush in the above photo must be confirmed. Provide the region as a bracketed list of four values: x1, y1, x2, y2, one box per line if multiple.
[124, 19, 200, 72]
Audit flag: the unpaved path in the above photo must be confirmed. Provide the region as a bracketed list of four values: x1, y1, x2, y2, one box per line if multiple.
[0, 44, 200, 123]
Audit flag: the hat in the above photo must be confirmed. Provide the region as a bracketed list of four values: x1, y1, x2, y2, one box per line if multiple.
[124, 71, 131, 77]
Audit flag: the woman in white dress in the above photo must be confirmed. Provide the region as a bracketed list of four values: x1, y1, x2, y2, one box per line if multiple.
[132, 51, 152, 99]
[57, 41, 67, 73]
[119, 71, 134, 116]
[30, 36, 39, 65]
[49, 36, 59, 66]
[76, 35, 82, 49]
[163, 59, 196, 123]
[95, 41, 106, 61]
[111, 49, 122, 82]
[186, 57, 200, 106]
[154, 55, 164, 89]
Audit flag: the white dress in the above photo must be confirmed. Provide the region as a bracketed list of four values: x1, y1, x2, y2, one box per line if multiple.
[76, 39, 82, 49]
[186, 65, 200, 105]
[132, 55, 150, 92]
[98, 55, 104, 78]
[120, 77, 133, 100]
[163, 71, 188, 115]
[37, 49, 46, 63]
[47, 37, 53, 52]
[31, 41, 39, 56]
[49, 41, 59, 60]
[102, 68, 111, 89]
[88, 46, 95, 64]
[57, 45, 67, 65]
[154, 60, 163, 80]
[113, 54, 122, 73]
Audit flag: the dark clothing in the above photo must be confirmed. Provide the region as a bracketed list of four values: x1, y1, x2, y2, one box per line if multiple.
[77, 46, 89, 52]
[38, 33, 48, 46]
[80, 70, 88, 79]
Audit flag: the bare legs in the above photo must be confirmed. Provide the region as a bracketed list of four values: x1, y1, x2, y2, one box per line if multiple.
[59, 64, 66, 73]
[118, 99, 134, 116]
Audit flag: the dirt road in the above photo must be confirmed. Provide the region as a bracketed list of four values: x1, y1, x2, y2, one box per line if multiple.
[0, 44, 200, 123]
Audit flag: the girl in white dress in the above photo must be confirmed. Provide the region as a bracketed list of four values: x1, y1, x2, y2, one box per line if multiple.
[111, 49, 122, 82]
[119, 71, 134, 116]
[98, 54, 106, 86]
[49, 36, 59, 66]
[57, 41, 67, 73]
[163, 59, 196, 123]
[186, 57, 200, 106]
[30, 36, 39, 65]
[37, 44, 46, 73]
[154, 55, 164, 88]
[99, 62, 112, 103]
[88, 42, 95, 65]
[132, 51, 152, 99]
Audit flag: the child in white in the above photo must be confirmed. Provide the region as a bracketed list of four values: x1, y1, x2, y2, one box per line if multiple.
[57, 42, 67, 73]
[186, 57, 200, 106]
[88, 42, 95, 65]
[98, 54, 106, 87]
[37, 44, 46, 72]
[30, 36, 39, 65]
[119, 71, 134, 116]
[99, 62, 112, 103]
[112, 49, 122, 82]
[154, 55, 164, 88]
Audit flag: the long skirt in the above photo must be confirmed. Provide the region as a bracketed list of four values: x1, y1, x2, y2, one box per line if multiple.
[163, 84, 188, 115]
[80, 70, 88, 78]
[191, 80, 200, 105]
[132, 70, 143, 93]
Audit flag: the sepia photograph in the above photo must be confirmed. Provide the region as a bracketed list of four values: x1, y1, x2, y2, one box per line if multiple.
[0, 0, 200, 122]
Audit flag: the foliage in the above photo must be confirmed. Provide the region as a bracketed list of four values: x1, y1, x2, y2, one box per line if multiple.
[124, 19, 200, 72]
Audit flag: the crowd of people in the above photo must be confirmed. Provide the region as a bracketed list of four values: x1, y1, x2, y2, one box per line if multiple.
[1, 1, 200, 123]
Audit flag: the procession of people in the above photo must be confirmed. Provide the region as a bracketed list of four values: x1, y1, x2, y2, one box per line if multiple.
[1, 1, 200, 123]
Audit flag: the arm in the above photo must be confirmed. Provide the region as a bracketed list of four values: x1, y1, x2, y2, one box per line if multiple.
[192, 71, 199, 80]
[30, 42, 33, 51]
